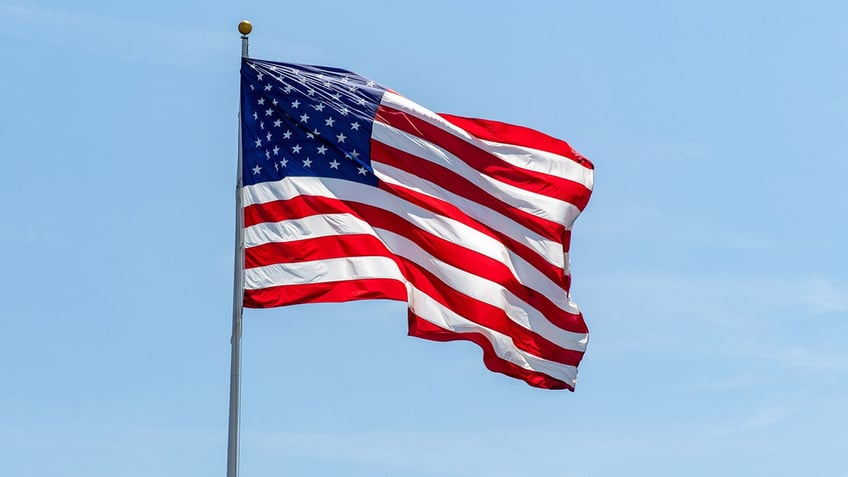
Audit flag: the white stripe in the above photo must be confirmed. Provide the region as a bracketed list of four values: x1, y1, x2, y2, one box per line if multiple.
[244, 213, 373, 248]
[409, 287, 578, 385]
[480, 139, 594, 191]
[244, 255, 405, 290]
[381, 91, 591, 189]
[244, 175, 334, 207]
[244, 178, 574, 311]
[372, 120, 582, 227]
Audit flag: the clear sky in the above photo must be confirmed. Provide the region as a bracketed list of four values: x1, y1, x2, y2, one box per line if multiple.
[2, 1, 847, 476]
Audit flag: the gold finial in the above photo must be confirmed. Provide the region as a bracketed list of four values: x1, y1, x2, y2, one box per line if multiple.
[238, 20, 252, 36]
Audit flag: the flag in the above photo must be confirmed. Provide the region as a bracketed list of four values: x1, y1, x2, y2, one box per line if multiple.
[239, 58, 594, 390]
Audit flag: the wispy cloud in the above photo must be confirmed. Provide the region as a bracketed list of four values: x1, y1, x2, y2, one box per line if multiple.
[0, 3, 230, 66]
[580, 270, 848, 389]
[707, 405, 790, 437]
[584, 272, 848, 320]
[245, 429, 552, 477]
[692, 371, 777, 391]
[579, 201, 782, 257]
[1, 3, 328, 66]
[598, 133, 719, 168]
[798, 278, 848, 313]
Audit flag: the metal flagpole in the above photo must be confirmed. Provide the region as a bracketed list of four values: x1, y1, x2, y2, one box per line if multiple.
[227, 19, 252, 477]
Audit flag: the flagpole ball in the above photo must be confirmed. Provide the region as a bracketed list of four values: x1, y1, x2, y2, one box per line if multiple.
[238, 20, 252, 36]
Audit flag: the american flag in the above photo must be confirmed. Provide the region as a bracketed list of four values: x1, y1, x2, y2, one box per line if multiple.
[240, 58, 594, 390]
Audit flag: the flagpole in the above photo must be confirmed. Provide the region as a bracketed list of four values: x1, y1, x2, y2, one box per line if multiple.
[227, 19, 252, 477]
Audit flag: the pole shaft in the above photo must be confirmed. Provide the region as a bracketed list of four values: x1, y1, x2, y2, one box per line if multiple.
[226, 34, 249, 477]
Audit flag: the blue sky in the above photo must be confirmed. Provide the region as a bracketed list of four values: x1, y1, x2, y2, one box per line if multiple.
[2, 1, 847, 476]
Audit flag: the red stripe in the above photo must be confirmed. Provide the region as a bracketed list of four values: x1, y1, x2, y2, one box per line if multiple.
[375, 105, 592, 210]
[244, 278, 407, 308]
[372, 140, 564, 243]
[408, 312, 574, 391]
[245, 234, 388, 269]
[244, 193, 349, 228]
[438, 113, 594, 170]
[244, 195, 586, 333]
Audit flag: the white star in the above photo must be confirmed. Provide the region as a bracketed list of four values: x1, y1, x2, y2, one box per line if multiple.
[266, 132, 272, 141]
[306, 88, 316, 96]
[273, 145, 280, 155]
[252, 165, 262, 174]
[329, 159, 340, 169]
[323, 80, 332, 87]
[357, 98, 366, 106]
[341, 76, 350, 83]
[259, 121, 264, 130]
[306, 132, 315, 139]
[348, 85, 357, 92]
[331, 93, 342, 101]
[256, 72, 264, 81]
[336, 132, 347, 143]
[252, 111, 258, 120]
[313, 103, 325, 112]
[299, 113, 310, 123]
[264, 84, 272, 91]
[350, 150, 360, 159]
[303, 158, 313, 167]
[273, 119, 282, 127]
[254, 138, 262, 147]
[317, 145, 328, 155]
[265, 150, 270, 159]
[272, 98, 278, 106]
[357, 166, 368, 175]
[340, 107, 350, 116]
[350, 121, 360, 131]
[366, 80, 376, 87]
[325, 117, 335, 127]
[313, 128, 321, 136]
[292, 144, 302, 154]
[291, 99, 300, 109]
[283, 85, 293, 93]
[283, 130, 292, 139]
[265, 108, 273, 116]
[257, 98, 265, 105]
[280, 158, 289, 167]
[274, 162, 279, 171]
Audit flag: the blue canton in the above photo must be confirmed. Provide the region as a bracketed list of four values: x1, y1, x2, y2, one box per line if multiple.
[240, 59, 387, 187]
